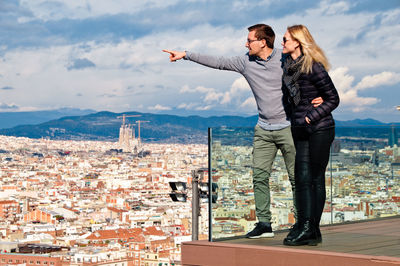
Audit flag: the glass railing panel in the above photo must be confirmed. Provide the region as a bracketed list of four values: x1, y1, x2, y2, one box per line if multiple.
[209, 125, 400, 241]
[326, 125, 400, 225]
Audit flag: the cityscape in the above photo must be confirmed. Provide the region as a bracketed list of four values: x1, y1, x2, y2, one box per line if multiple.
[0, 124, 398, 264]
[1, 1, 399, 265]
[0, 133, 208, 265]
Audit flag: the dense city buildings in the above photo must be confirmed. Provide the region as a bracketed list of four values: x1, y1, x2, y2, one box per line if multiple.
[0, 136, 207, 265]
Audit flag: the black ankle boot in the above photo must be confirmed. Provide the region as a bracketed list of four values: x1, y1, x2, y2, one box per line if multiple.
[284, 222, 300, 242]
[283, 220, 318, 246]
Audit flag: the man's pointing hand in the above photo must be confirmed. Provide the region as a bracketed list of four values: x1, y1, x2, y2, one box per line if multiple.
[162, 49, 186, 62]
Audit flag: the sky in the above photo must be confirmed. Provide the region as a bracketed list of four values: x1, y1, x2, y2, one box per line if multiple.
[0, 0, 399, 122]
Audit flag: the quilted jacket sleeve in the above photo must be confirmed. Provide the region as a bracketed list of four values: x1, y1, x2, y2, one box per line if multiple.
[306, 63, 340, 123]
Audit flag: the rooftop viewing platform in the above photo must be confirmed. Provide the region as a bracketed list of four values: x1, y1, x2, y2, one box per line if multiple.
[181, 126, 400, 265]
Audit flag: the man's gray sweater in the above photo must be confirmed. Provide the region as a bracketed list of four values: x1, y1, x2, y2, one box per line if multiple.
[185, 49, 290, 130]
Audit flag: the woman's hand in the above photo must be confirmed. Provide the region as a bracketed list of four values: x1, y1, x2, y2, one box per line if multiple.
[305, 116, 311, 124]
[311, 97, 323, 107]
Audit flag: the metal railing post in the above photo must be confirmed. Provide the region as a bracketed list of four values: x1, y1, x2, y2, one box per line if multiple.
[191, 170, 199, 241]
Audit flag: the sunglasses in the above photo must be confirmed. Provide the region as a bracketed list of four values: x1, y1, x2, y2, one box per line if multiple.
[283, 37, 291, 43]
[247, 39, 260, 44]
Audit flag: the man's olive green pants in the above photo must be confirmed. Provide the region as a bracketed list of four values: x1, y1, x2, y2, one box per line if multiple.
[252, 125, 296, 223]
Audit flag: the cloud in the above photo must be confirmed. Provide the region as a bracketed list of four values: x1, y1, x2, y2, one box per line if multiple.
[220, 77, 251, 104]
[177, 103, 198, 110]
[204, 91, 224, 103]
[195, 105, 212, 111]
[179, 85, 214, 94]
[179, 85, 199, 94]
[176, 103, 214, 111]
[67, 58, 96, 70]
[231, 0, 273, 11]
[354, 72, 400, 90]
[18, 0, 180, 21]
[179, 85, 224, 103]
[0, 41, 171, 112]
[179, 77, 251, 106]
[148, 104, 171, 111]
[231, 77, 251, 91]
[321, 0, 352, 15]
[240, 97, 256, 109]
[330, 67, 380, 112]
[1, 86, 15, 90]
[98, 93, 117, 98]
[0, 102, 19, 110]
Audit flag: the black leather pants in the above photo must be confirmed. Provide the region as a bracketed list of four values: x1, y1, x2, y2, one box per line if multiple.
[292, 127, 335, 225]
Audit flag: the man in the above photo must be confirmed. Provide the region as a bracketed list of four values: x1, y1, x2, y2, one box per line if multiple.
[163, 24, 320, 238]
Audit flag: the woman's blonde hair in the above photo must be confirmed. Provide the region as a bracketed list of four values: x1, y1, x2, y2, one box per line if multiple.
[287, 25, 330, 73]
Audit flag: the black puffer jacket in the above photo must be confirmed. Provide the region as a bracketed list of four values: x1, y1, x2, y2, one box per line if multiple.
[284, 62, 340, 132]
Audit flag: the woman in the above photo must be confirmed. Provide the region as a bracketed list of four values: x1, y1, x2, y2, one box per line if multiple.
[281, 25, 339, 246]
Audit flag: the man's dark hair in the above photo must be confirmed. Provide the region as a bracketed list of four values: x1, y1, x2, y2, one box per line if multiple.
[248, 24, 275, 49]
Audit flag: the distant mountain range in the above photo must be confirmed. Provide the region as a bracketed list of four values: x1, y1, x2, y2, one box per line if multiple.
[0, 110, 398, 143]
[0, 111, 256, 143]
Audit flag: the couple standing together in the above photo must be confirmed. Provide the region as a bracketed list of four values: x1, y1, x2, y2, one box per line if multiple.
[163, 23, 340, 246]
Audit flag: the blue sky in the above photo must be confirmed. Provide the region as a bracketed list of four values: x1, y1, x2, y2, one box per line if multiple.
[0, 0, 399, 122]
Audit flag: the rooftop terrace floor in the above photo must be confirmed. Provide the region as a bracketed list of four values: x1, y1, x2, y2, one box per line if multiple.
[182, 215, 400, 265]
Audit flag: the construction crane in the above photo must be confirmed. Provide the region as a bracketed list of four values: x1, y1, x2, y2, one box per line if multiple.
[136, 120, 150, 144]
[117, 114, 141, 126]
